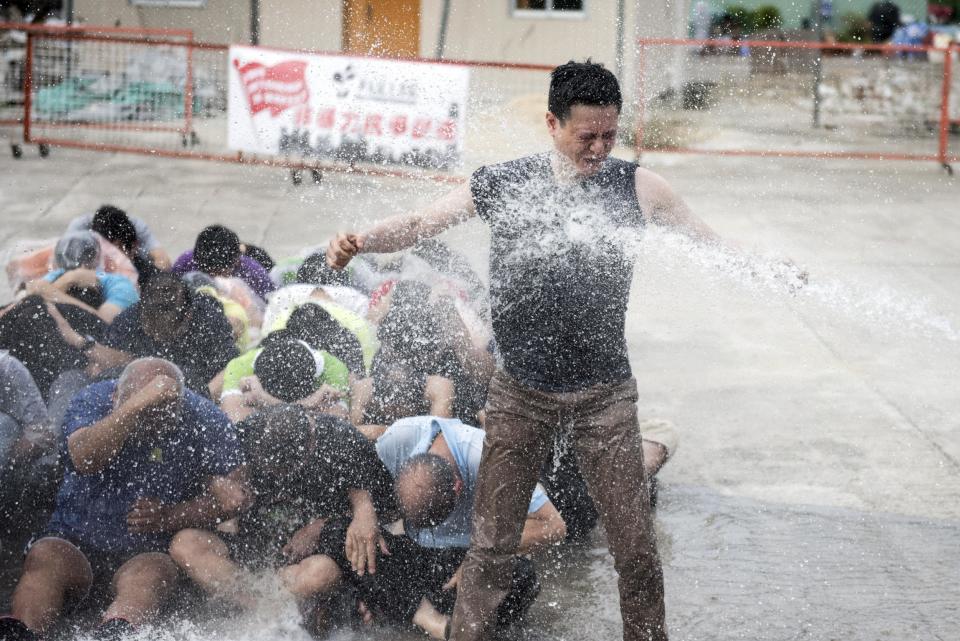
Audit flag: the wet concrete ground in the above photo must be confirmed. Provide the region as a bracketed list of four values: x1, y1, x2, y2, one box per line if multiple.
[1, 145, 958, 640]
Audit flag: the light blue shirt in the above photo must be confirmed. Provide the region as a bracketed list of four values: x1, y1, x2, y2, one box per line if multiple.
[44, 269, 139, 310]
[376, 416, 549, 549]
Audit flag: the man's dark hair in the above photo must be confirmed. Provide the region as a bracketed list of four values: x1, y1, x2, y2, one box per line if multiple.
[194, 225, 241, 275]
[365, 356, 427, 424]
[548, 59, 622, 122]
[287, 303, 365, 374]
[296, 252, 349, 286]
[254, 335, 317, 402]
[236, 403, 313, 494]
[396, 453, 459, 528]
[66, 284, 104, 309]
[237, 403, 312, 463]
[242, 243, 275, 272]
[91, 205, 138, 254]
[140, 272, 192, 322]
[377, 280, 444, 372]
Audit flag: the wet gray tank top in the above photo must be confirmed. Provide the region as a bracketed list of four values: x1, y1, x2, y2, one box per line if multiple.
[471, 153, 645, 392]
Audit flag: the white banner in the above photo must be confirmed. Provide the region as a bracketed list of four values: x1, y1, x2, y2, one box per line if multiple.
[228, 45, 470, 171]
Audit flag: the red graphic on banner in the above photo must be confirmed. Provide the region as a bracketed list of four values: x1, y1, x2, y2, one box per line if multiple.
[234, 59, 310, 117]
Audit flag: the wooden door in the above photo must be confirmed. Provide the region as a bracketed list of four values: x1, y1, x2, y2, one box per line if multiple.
[343, 0, 420, 58]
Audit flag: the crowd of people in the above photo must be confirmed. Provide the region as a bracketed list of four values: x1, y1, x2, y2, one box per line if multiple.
[0, 204, 677, 640]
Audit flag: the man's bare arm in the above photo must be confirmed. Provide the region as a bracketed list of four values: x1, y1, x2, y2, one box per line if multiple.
[518, 500, 567, 553]
[636, 167, 807, 289]
[48, 303, 133, 374]
[127, 467, 252, 534]
[67, 375, 179, 474]
[327, 183, 475, 268]
[635, 167, 728, 247]
[67, 403, 140, 475]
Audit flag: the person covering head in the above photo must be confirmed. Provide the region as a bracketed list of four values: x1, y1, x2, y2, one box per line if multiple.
[236, 402, 313, 492]
[395, 452, 460, 529]
[53, 231, 100, 271]
[113, 357, 187, 433]
[91, 205, 139, 255]
[139, 272, 193, 342]
[253, 332, 324, 402]
[296, 252, 349, 286]
[548, 59, 622, 123]
[194, 224, 241, 276]
[286, 301, 365, 375]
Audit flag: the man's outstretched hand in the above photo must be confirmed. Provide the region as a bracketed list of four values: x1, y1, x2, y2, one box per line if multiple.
[326, 233, 364, 270]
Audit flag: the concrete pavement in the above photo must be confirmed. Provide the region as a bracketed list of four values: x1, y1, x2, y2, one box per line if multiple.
[0, 144, 957, 640]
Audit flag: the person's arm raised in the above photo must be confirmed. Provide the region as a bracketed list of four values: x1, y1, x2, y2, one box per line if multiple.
[67, 375, 180, 474]
[636, 167, 808, 291]
[326, 182, 475, 269]
[635, 167, 728, 247]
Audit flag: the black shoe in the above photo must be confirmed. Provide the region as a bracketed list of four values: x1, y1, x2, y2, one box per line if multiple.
[96, 618, 134, 641]
[0, 617, 37, 641]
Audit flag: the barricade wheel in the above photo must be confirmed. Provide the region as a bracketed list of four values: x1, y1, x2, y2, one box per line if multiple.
[38, 144, 50, 158]
[291, 169, 303, 185]
[11, 144, 23, 159]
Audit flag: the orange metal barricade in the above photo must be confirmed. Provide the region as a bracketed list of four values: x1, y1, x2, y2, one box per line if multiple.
[2, 23, 193, 158]
[634, 38, 959, 171]
[20, 31, 555, 183]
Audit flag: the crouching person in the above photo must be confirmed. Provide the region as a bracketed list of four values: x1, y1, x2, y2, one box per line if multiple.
[0, 358, 248, 641]
[168, 404, 395, 625]
[308, 416, 567, 640]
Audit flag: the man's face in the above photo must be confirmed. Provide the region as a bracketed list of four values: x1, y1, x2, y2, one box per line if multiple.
[142, 301, 189, 344]
[138, 398, 182, 436]
[546, 104, 620, 178]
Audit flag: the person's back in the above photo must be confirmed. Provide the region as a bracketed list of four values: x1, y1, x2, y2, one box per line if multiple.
[172, 225, 275, 299]
[376, 416, 549, 549]
[0, 351, 56, 517]
[105, 273, 238, 393]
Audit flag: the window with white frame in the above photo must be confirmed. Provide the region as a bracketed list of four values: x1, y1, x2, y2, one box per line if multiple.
[512, 0, 585, 17]
[129, 0, 207, 7]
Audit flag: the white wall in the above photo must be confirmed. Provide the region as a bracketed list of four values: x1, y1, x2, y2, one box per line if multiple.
[259, 1, 342, 52]
[420, 1, 621, 69]
[73, 0, 250, 43]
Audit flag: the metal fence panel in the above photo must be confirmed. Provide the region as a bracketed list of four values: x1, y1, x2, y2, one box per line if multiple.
[635, 38, 959, 168]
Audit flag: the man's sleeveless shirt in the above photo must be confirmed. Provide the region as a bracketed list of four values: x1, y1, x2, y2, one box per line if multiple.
[470, 153, 645, 392]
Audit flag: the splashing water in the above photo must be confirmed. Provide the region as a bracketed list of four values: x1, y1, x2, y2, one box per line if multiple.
[635, 227, 959, 343]
[69, 572, 316, 641]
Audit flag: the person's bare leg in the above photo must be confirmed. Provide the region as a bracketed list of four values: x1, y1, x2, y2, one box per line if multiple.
[278, 554, 343, 601]
[642, 441, 668, 477]
[10, 538, 93, 633]
[412, 598, 450, 640]
[169, 528, 254, 608]
[102, 552, 178, 625]
[279, 555, 344, 638]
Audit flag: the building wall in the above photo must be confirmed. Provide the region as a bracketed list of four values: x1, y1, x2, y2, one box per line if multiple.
[258, 1, 342, 51]
[69, 0, 688, 103]
[420, 1, 620, 68]
[73, 0, 250, 43]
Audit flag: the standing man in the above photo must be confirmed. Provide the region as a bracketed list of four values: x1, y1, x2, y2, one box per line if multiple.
[327, 60, 759, 641]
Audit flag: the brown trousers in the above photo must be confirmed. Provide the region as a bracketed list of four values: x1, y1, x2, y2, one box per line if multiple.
[449, 370, 667, 641]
